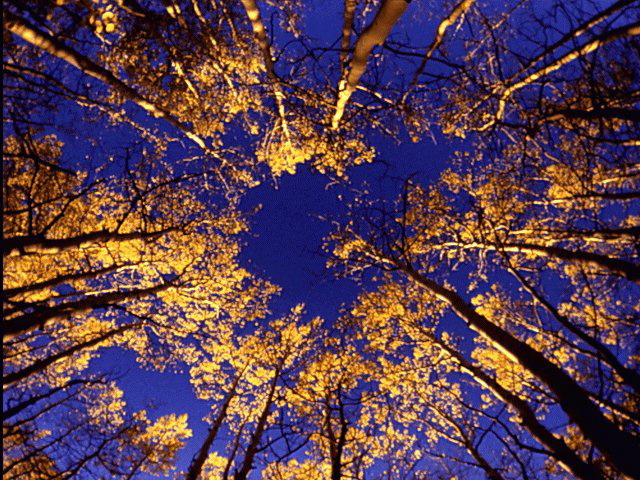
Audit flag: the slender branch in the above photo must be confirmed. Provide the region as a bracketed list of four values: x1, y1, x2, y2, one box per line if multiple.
[479, 21, 640, 130]
[402, 0, 475, 102]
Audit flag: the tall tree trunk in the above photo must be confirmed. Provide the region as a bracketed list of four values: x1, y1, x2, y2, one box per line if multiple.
[332, 0, 410, 128]
[239, 0, 292, 148]
[3, 10, 208, 149]
[340, 0, 358, 70]
[4, 226, 176, 257]
[403, 0, 475, 101]
[186, 369, 246, 480]
[4, 281, 172, 341]
[443, 240, 640, 284]
[427, 334, 604, 480]
[3, 323, 138, 388]
[481, 21, 640, 129]
[233, 365, 281, 480]
[397, 260, 640, 478]
[327, 386, 349, 480]
[505, 261, 640, 393]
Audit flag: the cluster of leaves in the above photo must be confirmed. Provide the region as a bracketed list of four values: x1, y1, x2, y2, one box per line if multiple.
[327, 0, 639, 478]
[3, 0, 639, 478]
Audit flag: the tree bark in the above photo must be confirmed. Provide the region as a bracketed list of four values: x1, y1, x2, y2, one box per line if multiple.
[185, 369, 245, 480]
[233, 364, 281, 480]
[482, 21, 640, 128]
[4, 226, 176, 257]
[442, 240, 640, 284]
[327, 387, 349, 480]
[427, 334, 605, 480]
[399, 260, 640, 478]
[340, 0, 358, 70]
[332, 0, 410, 128]
[403, 0, 475, 102]
[239, 0, 292, 147]
[3, 10, 208, 149]
[505, 262, 640, 393]
[3, 281, 173, 341]
[3, 323, 138, 388]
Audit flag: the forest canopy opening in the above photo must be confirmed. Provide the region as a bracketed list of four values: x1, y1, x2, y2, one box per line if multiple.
[3, 0, 639, 478]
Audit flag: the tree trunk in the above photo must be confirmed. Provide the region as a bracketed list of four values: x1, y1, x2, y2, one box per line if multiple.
[328, 387, 349, 480]
[428, 334, 604, 480]
[3, 11, 208, 149]
[403, 0, 475, 101]
[399, 261, 640, 478]
[4, 226, 176, 257]
[444, 240, 640, 284]
[3, 323, 138, 388]
[485, 21, 640, 127]
[239, 0, 292, 147]
[3, 281, 172, 341]
[340, 0, 358, 69]
[233, 365, 281, 480]
[3, 264, 125, 300]
[185, 369, 245, 480]
[506, 262, 640, 393]
[332, 0, 410, 128]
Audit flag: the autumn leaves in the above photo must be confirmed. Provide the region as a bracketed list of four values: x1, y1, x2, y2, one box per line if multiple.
[3, 0, 640, 478]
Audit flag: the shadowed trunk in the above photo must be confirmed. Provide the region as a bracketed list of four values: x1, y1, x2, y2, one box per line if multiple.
[185, 369, 246, 480]
[233, 364, 282, 480]
[3, 323, 138, 388]
[4, 281, 172, 341]
[397, 260, 640, 477]
[426, 333, 605, 480]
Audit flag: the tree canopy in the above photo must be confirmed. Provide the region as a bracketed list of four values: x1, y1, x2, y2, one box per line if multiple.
[3, 0, 639, 478]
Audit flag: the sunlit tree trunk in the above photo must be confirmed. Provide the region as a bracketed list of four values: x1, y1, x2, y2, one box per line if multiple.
[4, 227, 177, 257]
[479, 21, 640, 130]
[239, 0, 292, 148]
[3, 10, 208, 149]
[441, 240, 640, 284]
[339, 0, 358, 71]
[403, 0, 475, 102]
[332, 0, 410, 128]
[4, 281, 173, 341]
